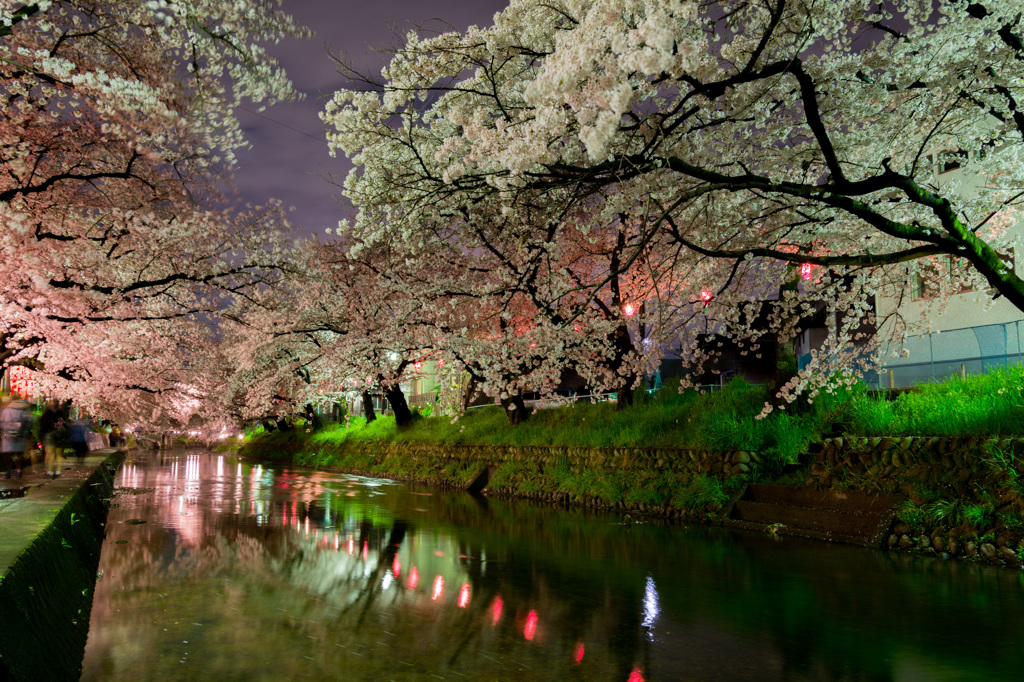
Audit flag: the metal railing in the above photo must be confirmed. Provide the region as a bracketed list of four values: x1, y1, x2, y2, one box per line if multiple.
[407, 392, 437, 409]
[464, 385, 729, 412]
[878, 320, 1024, 388]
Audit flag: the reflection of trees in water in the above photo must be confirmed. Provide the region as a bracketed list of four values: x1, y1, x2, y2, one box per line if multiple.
[92, 490, 652, 677]
[85, 453, 1024, 681]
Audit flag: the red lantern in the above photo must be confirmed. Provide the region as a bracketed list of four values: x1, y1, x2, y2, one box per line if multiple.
[9, 366, 36, 399]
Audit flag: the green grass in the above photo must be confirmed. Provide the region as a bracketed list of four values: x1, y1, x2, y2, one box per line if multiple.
[237, 365, 1024, 464]
[238, 378, 816, 468]
[845, 365, 1024, 436]
[230, 367, 1024, 536]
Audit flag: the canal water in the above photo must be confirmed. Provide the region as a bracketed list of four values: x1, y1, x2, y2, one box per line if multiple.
[80, 450, 1024, 681]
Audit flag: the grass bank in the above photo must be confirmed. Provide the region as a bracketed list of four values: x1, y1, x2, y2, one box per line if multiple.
[228, 367, 1024, 535]
[240, 366, 1024, 468]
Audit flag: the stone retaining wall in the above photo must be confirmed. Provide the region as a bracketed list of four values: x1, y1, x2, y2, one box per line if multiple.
[810, 436, 1024, 567]
[241, 440, 759, 517]
[810, 436, 1020, 488]
[244, 434, 1024, 566]
[258, 440, 762, 476]
[0, 452, 123, 681]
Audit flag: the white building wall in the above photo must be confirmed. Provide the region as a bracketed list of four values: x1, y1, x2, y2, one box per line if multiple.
[874, 154, 1024, 386]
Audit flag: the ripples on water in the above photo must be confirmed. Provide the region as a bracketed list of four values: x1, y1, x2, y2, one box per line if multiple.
[80, 450, 1024, 681]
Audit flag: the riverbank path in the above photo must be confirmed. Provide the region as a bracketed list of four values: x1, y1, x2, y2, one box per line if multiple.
[0, 450, 123, 573]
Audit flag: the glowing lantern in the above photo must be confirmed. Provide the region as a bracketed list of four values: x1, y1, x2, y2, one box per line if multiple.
[800, 262, 813, 280]
[9, 366, 36, 399]
[699, 290, 713, 303]
[623, 303, 637, 317]
[414, 361, 422, 370]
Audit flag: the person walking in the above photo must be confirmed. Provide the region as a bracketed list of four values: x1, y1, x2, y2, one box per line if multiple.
[39, 398, 66, 478]
[69, 417, 91, 464]
[1, 398, 33, 479]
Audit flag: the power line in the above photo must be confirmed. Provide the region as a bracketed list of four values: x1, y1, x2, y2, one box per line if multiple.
[238, 105, 325, 143]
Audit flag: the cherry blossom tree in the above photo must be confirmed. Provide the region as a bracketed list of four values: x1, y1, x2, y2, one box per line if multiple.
[322, 0, 1024, 410]
[219, 239, 448, 428]
[1, 1, 307, 423]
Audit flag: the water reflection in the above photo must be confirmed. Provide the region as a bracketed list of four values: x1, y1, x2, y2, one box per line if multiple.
[82, 451, 1024, 681]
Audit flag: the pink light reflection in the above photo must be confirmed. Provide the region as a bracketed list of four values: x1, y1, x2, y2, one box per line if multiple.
[574, 642, 584, 664]
[457, 583, 471, 608]
[409, 567, 419, 590]
[628, 668, 644, 682]
[362, 541, 369, 561]
[392, 557, 400, 577]
[524, 610, 538, 641]
[432, 575, 444, 601]
[491, 597, 503, 625]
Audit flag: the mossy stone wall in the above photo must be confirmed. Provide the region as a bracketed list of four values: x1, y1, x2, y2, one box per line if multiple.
[0, 453, 122, 682]
[245, 441, 760, 481]
[810, 436, 1020, 489]
[240, 440, 759, 515]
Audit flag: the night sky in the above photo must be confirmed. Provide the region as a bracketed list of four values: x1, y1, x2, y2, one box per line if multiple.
[232, 0, 510, 240]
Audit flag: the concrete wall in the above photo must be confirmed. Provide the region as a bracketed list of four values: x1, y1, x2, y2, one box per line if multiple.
[0, 452, 123, 681]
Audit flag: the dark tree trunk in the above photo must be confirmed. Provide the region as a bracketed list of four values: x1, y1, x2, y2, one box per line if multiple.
[615, 381, 635, 410]
[611, 322, 637, 411]
[767, 278, 802, 410]
[768, 339, 799, 410]
[384, 384, 413, 428]
[500, 393, 530, 425]
[461, 375, 479, 411]
[303, 404, 323, 431]
[361, 391, 377, 423]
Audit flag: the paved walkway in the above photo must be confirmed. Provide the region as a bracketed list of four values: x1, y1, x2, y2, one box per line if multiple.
[0, 450, 121, 571]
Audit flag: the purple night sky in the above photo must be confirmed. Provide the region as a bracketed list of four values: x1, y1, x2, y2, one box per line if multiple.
[231, 1, 509, 240]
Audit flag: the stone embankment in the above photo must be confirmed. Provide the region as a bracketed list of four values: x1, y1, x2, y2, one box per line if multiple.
[810, 436, 1018, 488]
[242, 434, 1024, 567]
[809, 436, 1024, 568]
[240, 439, 760, 516]
[0, 450, 125, 682]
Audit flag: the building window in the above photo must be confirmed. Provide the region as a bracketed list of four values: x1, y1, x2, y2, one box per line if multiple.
[938, 150, 968, 174]
[912, 255, 972, 300]
[911, 249, 1013, 301]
